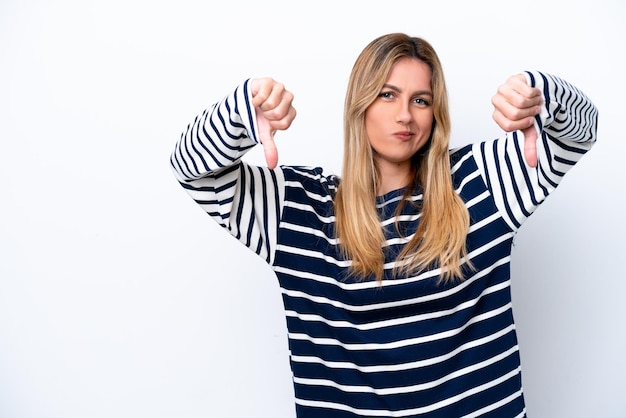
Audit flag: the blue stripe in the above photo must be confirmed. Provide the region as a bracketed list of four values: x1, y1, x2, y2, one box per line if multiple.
[503, 133, 532, 219]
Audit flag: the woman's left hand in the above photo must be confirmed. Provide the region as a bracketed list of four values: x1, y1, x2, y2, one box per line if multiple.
[491, 74, 543, 167]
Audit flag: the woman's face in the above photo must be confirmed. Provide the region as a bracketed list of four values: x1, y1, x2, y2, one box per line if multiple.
[365, 57, 434, 180]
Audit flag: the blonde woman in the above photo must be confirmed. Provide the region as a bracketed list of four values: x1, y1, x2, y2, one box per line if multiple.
[170, 33, 597, 417]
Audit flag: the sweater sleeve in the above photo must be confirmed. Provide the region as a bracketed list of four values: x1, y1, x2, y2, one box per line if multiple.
[472, 71, 598, 232]
[170, 79, 285, 265]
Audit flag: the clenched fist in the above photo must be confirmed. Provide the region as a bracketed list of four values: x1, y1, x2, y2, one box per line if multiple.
[491, 74, 543, 167]
[250, 78, 297, 169]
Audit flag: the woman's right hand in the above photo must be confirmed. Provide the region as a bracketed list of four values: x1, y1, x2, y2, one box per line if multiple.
[250, 78, 297, 169]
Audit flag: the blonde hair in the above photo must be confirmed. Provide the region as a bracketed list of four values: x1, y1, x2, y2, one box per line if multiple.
[334, 33, 471, 283]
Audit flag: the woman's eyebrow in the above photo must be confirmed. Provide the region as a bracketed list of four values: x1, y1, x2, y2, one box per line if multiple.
[382, 83, 433, 96]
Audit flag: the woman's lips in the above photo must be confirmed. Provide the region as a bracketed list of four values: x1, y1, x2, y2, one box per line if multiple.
[393, 131, 414, 141]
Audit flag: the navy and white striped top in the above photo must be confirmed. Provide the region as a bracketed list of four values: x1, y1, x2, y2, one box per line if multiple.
[170, 71, 597, 417]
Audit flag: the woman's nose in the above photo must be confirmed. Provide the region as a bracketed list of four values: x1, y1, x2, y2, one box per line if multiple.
[396, 103, 412, 124]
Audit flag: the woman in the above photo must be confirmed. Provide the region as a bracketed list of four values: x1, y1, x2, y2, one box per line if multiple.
[170, 33, 597, 417]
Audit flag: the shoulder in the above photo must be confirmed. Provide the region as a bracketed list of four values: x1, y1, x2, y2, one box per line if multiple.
[449, 142, 478, 176]
[448, 141, 491, 195]
[281, 165, 340, 200]
[450, 142, 474, 161]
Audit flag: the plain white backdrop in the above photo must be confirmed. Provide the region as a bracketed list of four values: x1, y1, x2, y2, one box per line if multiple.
[1, 0, 624, 417]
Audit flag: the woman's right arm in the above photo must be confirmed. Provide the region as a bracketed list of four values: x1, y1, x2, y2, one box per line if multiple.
[170, 79, 295, 265]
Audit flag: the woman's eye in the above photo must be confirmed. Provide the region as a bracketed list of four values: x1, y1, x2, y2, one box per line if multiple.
[413, 98, 430, 106]
[379, 91, 394, 99]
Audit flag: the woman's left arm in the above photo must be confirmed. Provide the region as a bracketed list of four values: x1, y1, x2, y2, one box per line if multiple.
[473, 71, 599, 232]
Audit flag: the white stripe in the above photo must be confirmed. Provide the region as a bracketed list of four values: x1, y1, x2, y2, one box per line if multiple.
[460, 388, 524, 418]
[280, 221, 338, 244]
[464, 190, 490, 210]
[284, 280, 510, 332]
[290, 323, 517, 373]
[287, 302, 512, 351]
[293, 345, 519, 396]
[284, 179, 334, 203]
[468, 212, 501, 233]
[278, 256, 510, 306]
[380, 213, 422, 229]
[274, 255, 511, 296]
[282, 200, 335, 222]
[451, 149, 473, 173]
[288, 166, 324, 180]
[456, 167, 481, 193]
[295, 367, 522, 417]
[465, 232, 513, 260]
[276, 244, 349, 267]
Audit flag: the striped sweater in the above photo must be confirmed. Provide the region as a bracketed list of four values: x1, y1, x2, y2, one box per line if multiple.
[170, 71, 598, 417]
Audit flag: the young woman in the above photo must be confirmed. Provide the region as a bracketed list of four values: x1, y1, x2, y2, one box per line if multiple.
[170, 33, 597, 417]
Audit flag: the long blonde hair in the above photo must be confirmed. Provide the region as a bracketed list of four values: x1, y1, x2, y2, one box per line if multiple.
[334, 33, 470, 283]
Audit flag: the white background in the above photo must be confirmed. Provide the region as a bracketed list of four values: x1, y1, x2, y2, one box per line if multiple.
[1, 0, 624, 417]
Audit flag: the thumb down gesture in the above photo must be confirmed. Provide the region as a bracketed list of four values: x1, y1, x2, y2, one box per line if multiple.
[250, 78, 297, 169]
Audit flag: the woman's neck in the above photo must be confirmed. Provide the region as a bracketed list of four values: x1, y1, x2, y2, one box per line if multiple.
[376, 160, 412, 196]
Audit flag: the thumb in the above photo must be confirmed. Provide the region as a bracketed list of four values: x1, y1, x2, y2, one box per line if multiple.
[261, 131, 278, 169]
[255, 106, 279, 169]
[522, 124, 538, 168]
